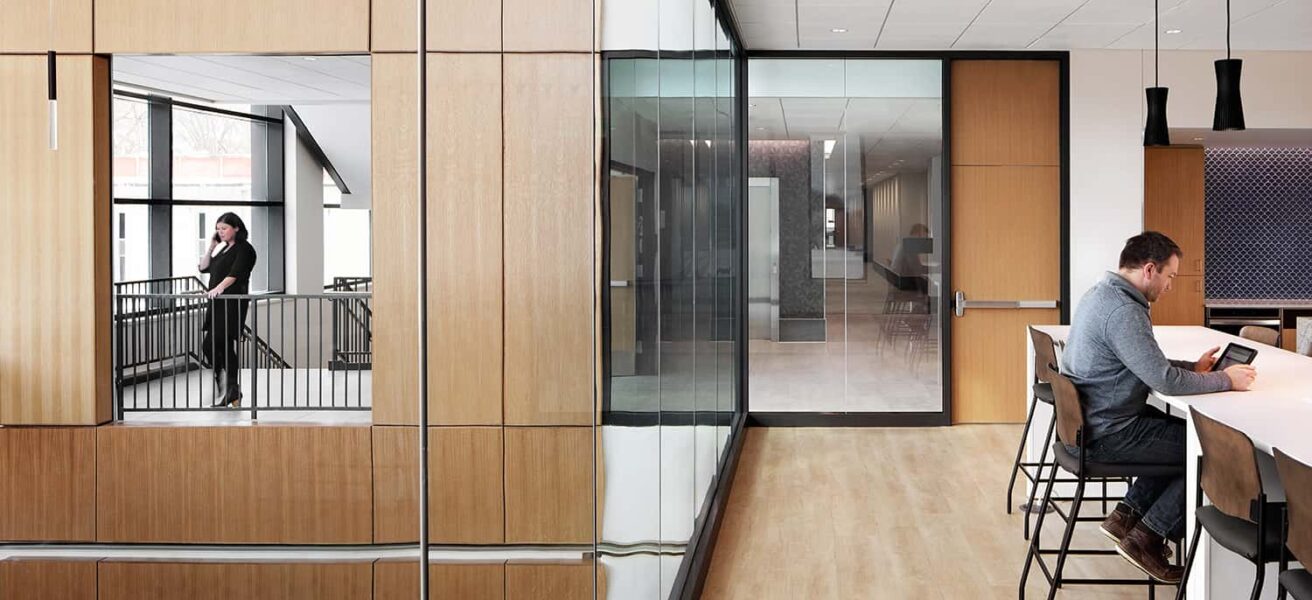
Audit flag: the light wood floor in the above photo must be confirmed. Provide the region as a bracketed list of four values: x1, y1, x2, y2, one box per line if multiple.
[703, 426, 1166, 599]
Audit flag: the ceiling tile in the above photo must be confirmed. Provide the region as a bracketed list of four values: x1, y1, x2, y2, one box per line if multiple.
[953, 22, 1051, 48]
[1030, 22, 1139, 48]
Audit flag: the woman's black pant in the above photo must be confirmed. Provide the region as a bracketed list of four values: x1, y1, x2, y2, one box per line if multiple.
[201, 297, 250, 393]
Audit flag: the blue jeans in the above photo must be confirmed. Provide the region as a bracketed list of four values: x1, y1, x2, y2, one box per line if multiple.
[1072, 412, 1187, 541]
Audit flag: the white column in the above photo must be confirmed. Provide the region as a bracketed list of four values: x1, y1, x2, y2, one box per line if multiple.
[283, 118, 324, 295]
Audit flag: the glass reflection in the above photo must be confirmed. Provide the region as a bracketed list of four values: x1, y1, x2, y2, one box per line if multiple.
[747, 59, 944, 414]
[600, 0, 742, 597]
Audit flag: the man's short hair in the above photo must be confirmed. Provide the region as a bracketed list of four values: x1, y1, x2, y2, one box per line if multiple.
[1119, 231, 1183, 269]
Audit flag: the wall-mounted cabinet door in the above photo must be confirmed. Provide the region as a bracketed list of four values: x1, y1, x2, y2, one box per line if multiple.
[1144, 146, 1206, 276]
[1151, 275, 1205, 326]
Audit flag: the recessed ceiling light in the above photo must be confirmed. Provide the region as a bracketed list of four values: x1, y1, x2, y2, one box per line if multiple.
[755, 127, 766, 131]
[749, 103, 758, 107]
[303, 57, 319, 61]
[1165, 29, 1182, 34]
[831, 28, 848, 33]
[1194, 137, 1205, 141]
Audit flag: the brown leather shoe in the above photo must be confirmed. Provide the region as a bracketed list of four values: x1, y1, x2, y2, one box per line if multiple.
[1117, 524, 1183, 583]
[1100, 503, 1140, 545]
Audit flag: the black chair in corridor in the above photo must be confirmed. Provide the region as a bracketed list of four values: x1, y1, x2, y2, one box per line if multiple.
[1176, 408, 1290, 600]
[1019, 352, 1180, 600]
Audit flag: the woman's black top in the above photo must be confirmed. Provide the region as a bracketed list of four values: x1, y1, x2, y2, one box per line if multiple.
[200, 240, 257, 295]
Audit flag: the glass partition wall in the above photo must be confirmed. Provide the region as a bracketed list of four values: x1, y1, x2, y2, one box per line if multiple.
[747, 59, 945, 415]
[602, 0, 743, 596]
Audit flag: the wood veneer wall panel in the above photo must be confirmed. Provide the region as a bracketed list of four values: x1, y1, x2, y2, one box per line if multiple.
[372, 54, 505, 426]
[503, 54, 595, 426]
[0, 0, 92, 53]
[950, 60, 1060, 167]
[95, 425, 372, 544]
[97, 562, 372, 600]
[502, 0, 594, 52]
[505, 562, 595, 600]
[0, 427, 95, 542]
[373, 561, 506, 599]
[1144, 146, 1206, 276]
[0, 559, 97, 599]
[371, 53, 421, 425]
[93, 0, 369, 53]
[426, 54, 504, 425]
[372, 426, 505, 544]
[371, 0, 501, 52]
[504, 427, 593, 544]
[0, 56, 111, 426]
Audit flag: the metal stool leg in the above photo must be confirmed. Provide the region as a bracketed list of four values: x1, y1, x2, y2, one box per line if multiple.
[1175, 517, 1202, 600]
[1048, 478, 1087, 600]
[1025, 412, 1058, 540]
[1019, 453, 1061, 600]
[1008, 393, 1041, 514]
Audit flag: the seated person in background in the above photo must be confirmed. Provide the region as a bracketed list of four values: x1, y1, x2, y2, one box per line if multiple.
[1062, 231, 1257, 583]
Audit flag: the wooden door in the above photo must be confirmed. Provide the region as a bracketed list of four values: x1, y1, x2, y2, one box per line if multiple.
[949, 61, 1062, 424]
[609, 175, 637, 376]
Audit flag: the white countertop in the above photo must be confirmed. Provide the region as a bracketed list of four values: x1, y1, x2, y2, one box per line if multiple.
[1034, 325, 1312, 463]
[1205, 299, 1312, 308]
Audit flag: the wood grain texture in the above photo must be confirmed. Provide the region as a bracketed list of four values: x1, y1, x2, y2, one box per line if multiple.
[1144, 146, 1206, 276]
[95, 425, 372, 544]
[427, 54, 504, 426]
[372, 426, 505, 544]
[952, 309, 1060, 423]
[703, 427, 1154, 599]
[370, 54, 421, 425]
[505, 562, 595, 600]
[1283, 328, 1298, 353]
[373, 560, 506, 600]
[372, 55, 505, 426]
[0, 0, 92, 53]
[93, 0, 368, 53]
[503, 54, 596, 426]
[504, 427, 593, 544]
[0, 56, 112, 426]
[950, 166, 1061, 300]
[97, 561, 372, 600]
[371, 0, 501, 52]
[951, 60, 1060, 167]
[0, 559, 97, 599]
[0, 427, 95, 542]
[502, 0, 594, 52]
[1150, 275, 1205, 326]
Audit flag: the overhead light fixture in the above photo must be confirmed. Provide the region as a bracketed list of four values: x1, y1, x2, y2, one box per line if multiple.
[1165, 28, 1182, 34]
[1213, 0, 1245, 130]
[823, 139, 836, 159]
[1144, 0, 1171, 146]
[302, 56, 319, 61]
[1193, 137, 1205, 141]
[831, 28, 848, 33]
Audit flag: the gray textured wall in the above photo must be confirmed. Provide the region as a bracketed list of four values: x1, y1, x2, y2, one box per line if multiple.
[749, 140, 823, 318]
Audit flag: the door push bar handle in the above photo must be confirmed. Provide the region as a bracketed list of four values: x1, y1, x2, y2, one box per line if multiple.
[953, 291, 1059, 317]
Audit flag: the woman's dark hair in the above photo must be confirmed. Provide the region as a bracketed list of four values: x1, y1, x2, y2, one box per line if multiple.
[216, 212, 249, 243]
[1119, 231, 1181, 269]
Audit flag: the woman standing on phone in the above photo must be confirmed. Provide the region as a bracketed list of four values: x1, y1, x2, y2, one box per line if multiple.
[198, 212, 257, 407]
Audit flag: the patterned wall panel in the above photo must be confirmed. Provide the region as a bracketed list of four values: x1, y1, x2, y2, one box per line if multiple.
[1205, 148, 1312, 299]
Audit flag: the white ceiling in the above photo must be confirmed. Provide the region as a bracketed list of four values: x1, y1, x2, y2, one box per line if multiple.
[112, 55, 371, 104]
[727, 0, 1312, 51]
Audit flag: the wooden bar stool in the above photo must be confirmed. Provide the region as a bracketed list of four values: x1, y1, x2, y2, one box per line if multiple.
[1176, 408, 1289, 600]
[1275, 449, 1312, 599]
[1019, 361, 1177, 599]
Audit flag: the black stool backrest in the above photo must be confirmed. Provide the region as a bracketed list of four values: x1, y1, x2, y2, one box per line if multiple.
[1029, 327, 1059, 384]
[1275, 449, 1312, 565]
[1192, 407, 1263, 522]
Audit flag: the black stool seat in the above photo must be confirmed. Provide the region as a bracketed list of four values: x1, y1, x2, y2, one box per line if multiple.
[1195, 505, 1286, 561]
[1033, 382, 1054, 405]
[1281, 569, 1312, 599]
[1052, 442, 1182, 478]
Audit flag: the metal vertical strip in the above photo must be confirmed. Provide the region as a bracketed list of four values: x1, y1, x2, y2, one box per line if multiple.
[417, 0, 432, 595]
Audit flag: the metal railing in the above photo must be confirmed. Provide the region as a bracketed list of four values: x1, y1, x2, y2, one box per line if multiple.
[326, 277, 372, 370]
[114, 291, 372, 418]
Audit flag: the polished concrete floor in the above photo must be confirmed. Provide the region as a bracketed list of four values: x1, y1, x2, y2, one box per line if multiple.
[703, 426, 1162, 599]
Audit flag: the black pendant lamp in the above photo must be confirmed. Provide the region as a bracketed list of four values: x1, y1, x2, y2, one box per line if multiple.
[1213, 0, 1246, 130]
[1144, 0, 1170, 146]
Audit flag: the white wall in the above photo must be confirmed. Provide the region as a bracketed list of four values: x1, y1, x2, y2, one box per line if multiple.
[1068, 49, 1312, 313]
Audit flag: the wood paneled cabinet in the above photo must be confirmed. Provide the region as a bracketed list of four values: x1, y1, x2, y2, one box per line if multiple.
[1152, 275, 1205, 326]
[1145, 146, 1206, 325]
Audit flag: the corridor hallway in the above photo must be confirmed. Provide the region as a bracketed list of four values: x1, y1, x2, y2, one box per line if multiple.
[703, 427, 1154, 599]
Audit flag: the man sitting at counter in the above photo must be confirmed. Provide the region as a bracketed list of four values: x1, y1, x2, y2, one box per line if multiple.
[1062, 231, 1258, 583]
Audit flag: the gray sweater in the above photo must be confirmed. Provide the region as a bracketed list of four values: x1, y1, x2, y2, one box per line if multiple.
[1063, 272, 1231, 440]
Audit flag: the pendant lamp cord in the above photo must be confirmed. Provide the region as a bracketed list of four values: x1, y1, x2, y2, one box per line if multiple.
[1226, 0, 1232, 59]
[1154, 0, 1159, 87]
